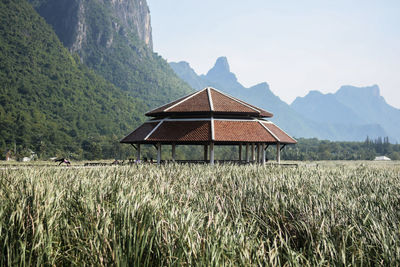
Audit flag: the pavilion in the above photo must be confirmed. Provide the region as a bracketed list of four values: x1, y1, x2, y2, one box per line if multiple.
[120, 87, 296, 165]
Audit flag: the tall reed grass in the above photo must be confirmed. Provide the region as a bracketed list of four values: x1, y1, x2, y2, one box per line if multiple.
[1, 162, 400, 265]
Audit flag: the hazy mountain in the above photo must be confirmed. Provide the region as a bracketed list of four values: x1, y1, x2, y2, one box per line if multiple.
[335, 85, 400, 141]
[170, 57, 390, 142]
[29, 0, 192, 108]
[291, 90, 366, 125]
[171, 57, 321, 137]
[169, 61, 208, 90]
[292, 85, 400, 142]
[203, 57, 243, 93]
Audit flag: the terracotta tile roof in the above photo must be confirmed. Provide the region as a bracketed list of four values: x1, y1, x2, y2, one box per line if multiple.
[145, 91, 198, 116]
[261, 122, 297, 144]
[168, 90, 210, 112]
[214, 120, 276, 142]
[239, 101, 273, 117]
[120, 119, 296, 144]
[120, 122, 158, 143]
[147, 121, 211, 142]
[210, 90, 257, 113]
[145, 87, 273, 118]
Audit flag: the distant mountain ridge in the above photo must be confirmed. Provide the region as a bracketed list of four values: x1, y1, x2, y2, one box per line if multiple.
[292, 85, 400, 142]
[170, 58, 320, 138]
[170, 57, 395, 142]
[291, 90, 365, 125]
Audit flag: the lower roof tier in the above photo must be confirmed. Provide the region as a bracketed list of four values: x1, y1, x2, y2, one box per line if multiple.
[120, 118, 296, 144]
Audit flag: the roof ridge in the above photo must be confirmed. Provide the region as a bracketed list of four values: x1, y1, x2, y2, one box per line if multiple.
[144, 119, 164, 140]
[145, 91, 198, 115]
[210, 87, 261, 113]
[207, 87, 214, 111]
[257, 119, 280, 142]
[263, 121, 297, 143]
[164, 89, 205, 112]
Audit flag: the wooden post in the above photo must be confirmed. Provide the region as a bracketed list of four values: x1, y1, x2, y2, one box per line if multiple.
[246, 143, 250, 163]
[136, 144, 141, 162]
[276, 142, 280, 164]
[172, 144, 176, 162]
[204, 145, 208, 162]
[157, 143, 161, 165]
[262, 143, 266, 165]
[239, 143, 242, 162]
[210, 142, 214, 165]
[257, 143, 261, 163]
[251, 143, 255, 162]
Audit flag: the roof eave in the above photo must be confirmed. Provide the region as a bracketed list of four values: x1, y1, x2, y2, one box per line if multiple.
[145, 111, 273, 118]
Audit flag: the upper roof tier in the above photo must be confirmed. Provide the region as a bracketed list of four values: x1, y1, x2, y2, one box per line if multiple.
[146, 87, 273, 118]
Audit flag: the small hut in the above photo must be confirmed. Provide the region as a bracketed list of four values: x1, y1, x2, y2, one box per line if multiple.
[374, 156, 391, 161]
[120, 87, 296, 164]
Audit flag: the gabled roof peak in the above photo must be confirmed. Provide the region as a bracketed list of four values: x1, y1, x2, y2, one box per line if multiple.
[146, 87, 273, 118]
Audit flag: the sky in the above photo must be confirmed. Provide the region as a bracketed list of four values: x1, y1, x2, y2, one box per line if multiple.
[147, 0, 400, 108]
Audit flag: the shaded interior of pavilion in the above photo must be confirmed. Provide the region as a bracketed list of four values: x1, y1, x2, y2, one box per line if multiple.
[129, 142, 290, 165]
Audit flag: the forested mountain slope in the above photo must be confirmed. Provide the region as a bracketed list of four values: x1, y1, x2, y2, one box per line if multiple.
[29, 0, 193, 108]
[0, 0, 146, 159]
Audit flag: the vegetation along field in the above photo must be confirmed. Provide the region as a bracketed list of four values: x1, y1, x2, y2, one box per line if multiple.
[1, 161, 400, 265]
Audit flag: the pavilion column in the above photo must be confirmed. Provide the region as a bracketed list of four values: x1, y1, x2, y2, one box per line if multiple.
[276, 142, 281, 164]
[246, 143, 250, 163]
[204, 145, 208, 162]
[257, 143, 261, 163]
[251, 143, 255, 162]
[172, 144, 176, 162]
[157, 143, 161, 165]
[239, 143, 242, 163]
[210, 142, 215, 165]
[262, 143, 266, 165]
[136, 144, 141, 162]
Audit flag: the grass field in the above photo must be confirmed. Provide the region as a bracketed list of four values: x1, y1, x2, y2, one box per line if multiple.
[1, 161, 400, 265]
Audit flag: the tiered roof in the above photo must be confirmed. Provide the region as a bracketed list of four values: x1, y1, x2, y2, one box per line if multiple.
[121, 87, 296, 145]
[120, 118, 295, 144]
[146, 87, 273, 118]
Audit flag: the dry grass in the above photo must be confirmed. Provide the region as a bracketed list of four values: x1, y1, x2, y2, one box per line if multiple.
[1, 162, 400, 265]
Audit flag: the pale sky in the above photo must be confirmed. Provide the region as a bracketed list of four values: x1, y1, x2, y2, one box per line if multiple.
[147, 0, 400, 108]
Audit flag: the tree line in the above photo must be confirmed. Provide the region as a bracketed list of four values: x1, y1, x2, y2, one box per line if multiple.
[2, 136, 399, 161]
[278, 137, 399, 161]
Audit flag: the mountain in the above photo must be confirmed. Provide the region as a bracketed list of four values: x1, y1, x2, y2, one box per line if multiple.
[291, 90, 365, 125]
[171, 58, 319, 138]
[169, 61, 208, 90]
[203, 57, 242, 93]
[292, 85, 400, 142]
[29, 0, 193, 108]
[170, 57, 389, 142]
[0, 0, 148, 159]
